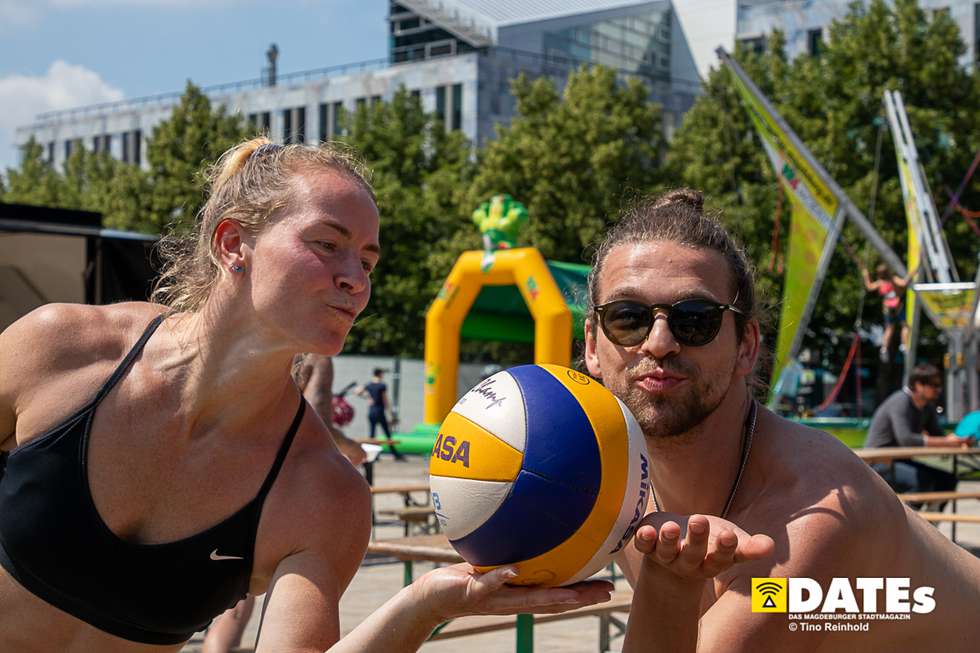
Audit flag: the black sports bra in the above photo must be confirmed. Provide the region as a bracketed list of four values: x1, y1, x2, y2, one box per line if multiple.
[0, 314, 305, 644]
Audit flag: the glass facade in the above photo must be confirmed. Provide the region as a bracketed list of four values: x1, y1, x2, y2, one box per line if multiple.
[541, 8, 673, 80]
[389, 1, 476, 63]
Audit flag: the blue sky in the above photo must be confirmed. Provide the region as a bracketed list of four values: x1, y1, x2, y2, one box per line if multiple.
[0, 0, 388, 169]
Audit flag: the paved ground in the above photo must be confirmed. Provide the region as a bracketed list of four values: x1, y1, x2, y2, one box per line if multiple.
[181, 454, 980, 652]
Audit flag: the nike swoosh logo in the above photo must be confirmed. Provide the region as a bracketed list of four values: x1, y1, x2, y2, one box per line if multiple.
[210, 548, 244, 561]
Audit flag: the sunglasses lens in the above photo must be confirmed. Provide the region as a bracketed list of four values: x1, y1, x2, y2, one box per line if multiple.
[668, 300, 724, 346]
[603, 301, 652, 346]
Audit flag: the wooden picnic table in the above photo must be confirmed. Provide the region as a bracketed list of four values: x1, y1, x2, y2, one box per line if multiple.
[853, 446, 980, 464]
[855, 446, 980, 542]
[369, 482, 430, 495]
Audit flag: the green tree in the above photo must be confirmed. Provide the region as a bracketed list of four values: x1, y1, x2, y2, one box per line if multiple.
[466, 65, 666, 265]
[2, 137, 66, 207]
[667, 0, 980, 380]
[340, 87, 475, 356]
[140, 81, 249, 233]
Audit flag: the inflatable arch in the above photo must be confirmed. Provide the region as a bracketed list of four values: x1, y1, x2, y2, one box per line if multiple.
[423, 247, 589, 425]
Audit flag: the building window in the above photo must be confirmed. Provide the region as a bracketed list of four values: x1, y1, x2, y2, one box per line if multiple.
[47, 141, 55, 163]
[410, 89, 421, 103]
[64, 139, 74, 159]
[435, 85, 447, 124]
[807, 28, 823, 56]
[132, 130, 141, 165]
[121, 132, 129, 163]
[93, 134, 112, 154]
[356, 97, 367, 113]
[332, 101, 344, 136]
[451, 83, 462, 131]
[739, 36, 766, 55]
[370, 95, 382, 107]
[295, 107, 306, 144]
[282, 108, 292, 143]
[319, 103, 329, 141]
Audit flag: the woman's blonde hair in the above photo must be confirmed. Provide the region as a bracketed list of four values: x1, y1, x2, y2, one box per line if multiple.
[151, 136, 374, 312]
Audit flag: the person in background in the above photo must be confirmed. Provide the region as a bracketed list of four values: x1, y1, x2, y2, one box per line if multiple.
[861, 262, 910, 361]
[296, 353, 366, 466]
[864, 363, 974, 506]
[358, 368, 403, 460]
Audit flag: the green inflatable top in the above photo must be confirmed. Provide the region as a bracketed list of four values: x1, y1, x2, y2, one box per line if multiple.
[460, 259, 591, 343]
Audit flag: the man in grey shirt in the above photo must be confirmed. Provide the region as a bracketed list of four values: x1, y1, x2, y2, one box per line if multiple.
[865, 363, 974, 503]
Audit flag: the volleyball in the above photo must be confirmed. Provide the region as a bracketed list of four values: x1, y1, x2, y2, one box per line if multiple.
[429, 364, 650, 586]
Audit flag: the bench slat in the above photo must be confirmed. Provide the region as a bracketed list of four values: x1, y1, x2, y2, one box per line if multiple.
[917, 512, 980, 524]
[429, 593, 632, 641]
[898, 491, 980, 502]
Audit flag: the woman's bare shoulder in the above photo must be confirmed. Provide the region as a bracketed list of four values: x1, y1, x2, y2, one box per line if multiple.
[0, 302, 166, 401]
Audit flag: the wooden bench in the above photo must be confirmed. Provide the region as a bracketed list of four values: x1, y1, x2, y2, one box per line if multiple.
[429, 591, 633, 653]
[917, 512, 980, 524]
[898, 491, 980, 542]
[376, 506, 438, 536]
[898, 491, 980, 503]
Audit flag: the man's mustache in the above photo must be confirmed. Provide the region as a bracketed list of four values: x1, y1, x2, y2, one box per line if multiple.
[625, 358, 697, 381]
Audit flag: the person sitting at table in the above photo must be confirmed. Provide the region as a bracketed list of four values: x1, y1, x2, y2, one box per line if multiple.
[864, 363, 975, 508]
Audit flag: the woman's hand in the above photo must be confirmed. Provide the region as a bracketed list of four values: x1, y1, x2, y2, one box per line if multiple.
[634, 513, 773, 583]
[411, 564, 613, 621]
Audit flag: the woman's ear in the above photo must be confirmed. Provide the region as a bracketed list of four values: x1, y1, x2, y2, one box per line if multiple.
[213, 218, 246, 271]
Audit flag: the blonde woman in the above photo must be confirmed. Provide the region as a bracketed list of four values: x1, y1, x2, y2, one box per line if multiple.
[0, 138, 612, 653]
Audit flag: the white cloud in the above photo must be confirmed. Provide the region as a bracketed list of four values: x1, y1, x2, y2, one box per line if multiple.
[0, 60, 124, 170]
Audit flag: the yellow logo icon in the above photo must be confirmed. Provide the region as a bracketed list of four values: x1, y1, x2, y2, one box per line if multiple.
[752, 578, 787, 612]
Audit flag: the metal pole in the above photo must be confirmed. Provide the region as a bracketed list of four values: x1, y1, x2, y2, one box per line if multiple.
[516, 614, 534, 653]
[717, 47, 906, 277]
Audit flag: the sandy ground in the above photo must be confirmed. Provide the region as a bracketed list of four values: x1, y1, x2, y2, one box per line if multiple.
[180, 454, 980, 653]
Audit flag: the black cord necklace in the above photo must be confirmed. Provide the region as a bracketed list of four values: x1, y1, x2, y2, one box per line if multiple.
[650, 398, 758, 520]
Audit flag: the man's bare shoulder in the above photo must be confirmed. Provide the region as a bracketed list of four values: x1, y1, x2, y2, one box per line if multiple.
[733, 411, 903, 577]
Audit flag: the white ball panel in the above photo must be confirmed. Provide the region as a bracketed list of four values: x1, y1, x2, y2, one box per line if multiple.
[429, 475, 513, 540]
[450, 370, 527, 452]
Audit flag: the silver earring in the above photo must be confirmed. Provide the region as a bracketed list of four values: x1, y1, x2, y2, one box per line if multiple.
[231, 264, 245, 273]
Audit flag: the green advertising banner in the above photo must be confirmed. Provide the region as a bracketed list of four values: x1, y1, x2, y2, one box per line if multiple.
[730, 73, 840, 384]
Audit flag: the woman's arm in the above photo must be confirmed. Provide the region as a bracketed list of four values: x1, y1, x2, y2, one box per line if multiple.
[255, 462, 611, 653]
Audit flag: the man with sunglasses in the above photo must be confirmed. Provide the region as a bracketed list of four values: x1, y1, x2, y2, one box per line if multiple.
[584, 189, 980, 652]
[865, 363, 973, 506]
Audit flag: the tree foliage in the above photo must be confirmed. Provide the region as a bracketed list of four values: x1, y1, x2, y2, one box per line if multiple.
[339, 87, 475, 356]
[466, 65, 666, 264]
[668, 0, 980, 370]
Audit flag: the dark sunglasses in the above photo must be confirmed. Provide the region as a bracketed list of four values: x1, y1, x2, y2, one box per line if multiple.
[594, 297, 745, 347]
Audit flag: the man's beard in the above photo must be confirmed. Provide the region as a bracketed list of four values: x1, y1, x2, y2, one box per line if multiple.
[616, 357, 735, 439]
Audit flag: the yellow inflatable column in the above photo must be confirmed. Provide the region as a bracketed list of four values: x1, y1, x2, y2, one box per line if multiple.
[423, 248, 573, 424]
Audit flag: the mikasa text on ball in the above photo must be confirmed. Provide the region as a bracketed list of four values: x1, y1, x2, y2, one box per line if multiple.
[429, 364, 649, 586]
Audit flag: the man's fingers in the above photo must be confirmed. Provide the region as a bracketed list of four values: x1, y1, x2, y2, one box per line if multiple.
[733, 534, 775, 562]
[700, 528, 738, 576]
[655, 521, 682, 564]
[674, 515, 710, 572]
[634, 524, 658, 554]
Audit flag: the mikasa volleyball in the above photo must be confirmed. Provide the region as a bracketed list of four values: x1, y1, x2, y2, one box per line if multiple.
[429, 364, 649, 586]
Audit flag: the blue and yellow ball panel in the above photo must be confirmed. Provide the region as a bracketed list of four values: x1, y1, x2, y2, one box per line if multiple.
[450, 468, 599, 566]
[506, 365, 603, 492]
[430, 413, 523, 482]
